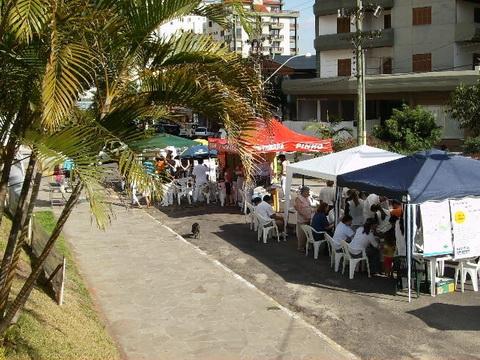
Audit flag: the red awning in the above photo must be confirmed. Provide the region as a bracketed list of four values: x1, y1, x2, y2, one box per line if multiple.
[209, 119, 333, 154]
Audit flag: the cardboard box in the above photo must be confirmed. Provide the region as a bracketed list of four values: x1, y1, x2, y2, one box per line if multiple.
[436, 277, 455, 295]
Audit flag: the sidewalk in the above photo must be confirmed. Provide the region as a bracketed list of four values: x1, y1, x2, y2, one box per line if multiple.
[61, 200, 355, 360]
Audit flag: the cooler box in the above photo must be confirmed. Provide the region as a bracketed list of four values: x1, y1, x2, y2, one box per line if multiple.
[436, 277, 455, 295]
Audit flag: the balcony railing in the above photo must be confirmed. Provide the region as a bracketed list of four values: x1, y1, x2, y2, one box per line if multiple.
[314, 28, 394, 51]
[270, 22, 284, 29]
[271, 34, 284, 41]
[271, 47, 284, 53]
[314, 0, 393, 16]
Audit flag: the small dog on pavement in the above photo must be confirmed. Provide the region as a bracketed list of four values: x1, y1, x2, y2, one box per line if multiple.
[191, 222, 200, 239]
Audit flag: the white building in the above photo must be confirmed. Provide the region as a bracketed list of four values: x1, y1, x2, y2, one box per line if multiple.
[282, 0, 480, 145]
[223, 0, 299, 58]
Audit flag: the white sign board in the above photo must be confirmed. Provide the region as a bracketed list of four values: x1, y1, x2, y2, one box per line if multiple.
[450, 198, 480, 259]
[420, 200, 453, 256]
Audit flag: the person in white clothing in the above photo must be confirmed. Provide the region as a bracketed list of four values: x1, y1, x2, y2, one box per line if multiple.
[192, 159, 209, 202]
[332, 215, 354, 251]
[395, 217, 406, 256]
[363, 193, 379, 221]
[278, 154, 289, 198]
[349, 219, 381, 273]
[256, 195, 285, 235]
[371, 203, 392, 234]
[345, 190, 364, 230]
[319, 180, 335, 206]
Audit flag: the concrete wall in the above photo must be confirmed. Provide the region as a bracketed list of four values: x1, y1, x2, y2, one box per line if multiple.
[392, 0, 457, 73]
[318, 14, 338, 35]
[423, 104, 464, 139]
[319, 49, 354, 77]
[365, 47, 395, 74]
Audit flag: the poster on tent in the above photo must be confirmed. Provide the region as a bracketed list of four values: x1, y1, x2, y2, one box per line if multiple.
[450, 198, 480, 259]
[420, 200, 453, 256]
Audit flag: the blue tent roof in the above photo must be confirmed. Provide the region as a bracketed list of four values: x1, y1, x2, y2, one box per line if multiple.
[337, 150, 480, 203]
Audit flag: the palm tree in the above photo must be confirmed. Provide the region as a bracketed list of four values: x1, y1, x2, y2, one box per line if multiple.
[0, 0, 268, 335]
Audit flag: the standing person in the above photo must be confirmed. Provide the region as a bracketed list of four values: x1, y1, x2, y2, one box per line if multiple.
[224, 166, 234, 205]
[319, 180, 335, 207]
[294, 186, 313, 252]
[278, 154, 290, 198]
[131, 182, 141, 208]
[234, 164, 244, 200]
[192, 159, 209, 202]
[363, 193, 380, 221]
[345, 190, 365, 231]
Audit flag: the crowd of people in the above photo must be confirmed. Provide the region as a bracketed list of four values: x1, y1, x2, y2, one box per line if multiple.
[293, 185, 407, 276]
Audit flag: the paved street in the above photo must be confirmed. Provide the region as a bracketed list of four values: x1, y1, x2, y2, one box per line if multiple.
[60, 197, 355, 360]
[151, 199, 480, 360]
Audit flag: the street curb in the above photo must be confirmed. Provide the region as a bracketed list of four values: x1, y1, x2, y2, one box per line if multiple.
[145, 212, 359, 360]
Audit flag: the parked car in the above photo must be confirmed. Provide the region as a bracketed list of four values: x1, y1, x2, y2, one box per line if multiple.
[194, 127, 214, 138]
[154, 122, 180, 136]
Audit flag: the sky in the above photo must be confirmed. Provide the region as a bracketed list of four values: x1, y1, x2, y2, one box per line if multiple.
[284, 0, 315, 54]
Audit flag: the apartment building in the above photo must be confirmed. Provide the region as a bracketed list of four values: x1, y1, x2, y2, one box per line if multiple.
[222, 0, 299, 57]
[283, 0, 480, 142]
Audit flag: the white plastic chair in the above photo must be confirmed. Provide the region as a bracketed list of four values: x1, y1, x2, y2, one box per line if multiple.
[255, 213, 280, 244]
[325, 234, 343, 272]
[300, 224, 326, 260]
[454, 260, 479, 292]
[245, 202, 257, 230]
[341, 240, 371, 279]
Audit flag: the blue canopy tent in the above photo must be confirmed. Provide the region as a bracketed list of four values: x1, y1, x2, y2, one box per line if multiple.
[337, 150, 480, 301]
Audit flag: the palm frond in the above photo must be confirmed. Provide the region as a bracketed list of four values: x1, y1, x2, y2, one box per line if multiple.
[7, 0, 49, 43]
[42, 42, 96, 130]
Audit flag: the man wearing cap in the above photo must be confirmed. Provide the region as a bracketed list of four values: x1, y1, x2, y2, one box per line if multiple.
[294, 186, 313, 251]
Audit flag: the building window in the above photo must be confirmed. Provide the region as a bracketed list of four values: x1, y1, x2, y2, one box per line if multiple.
[474, 54, 480, 69]
[208, 21, 212, 27]
[412, 7, 432, 26]
[412, 53, 432, 72]
[382, 58, 392, 74]
[338, 58, 351, 76]
[337, 17, 350, 34]
[475, 8, 480, 23]
[384, 14, 391, 29]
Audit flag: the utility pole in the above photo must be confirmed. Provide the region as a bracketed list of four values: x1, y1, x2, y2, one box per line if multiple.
[355, 0, 367, 146]
[339, 1, 382, 146]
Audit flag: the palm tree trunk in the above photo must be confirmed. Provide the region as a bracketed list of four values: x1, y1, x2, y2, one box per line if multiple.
[0, 169, 42, 314]
[0, 152, 36, 299]
[0, 182, 82, 335]
[0, 136, 19, 227]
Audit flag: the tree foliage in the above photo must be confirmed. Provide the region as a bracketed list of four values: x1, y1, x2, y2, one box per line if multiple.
[373, 104, 442, 154]
[448, 80, 480, 137]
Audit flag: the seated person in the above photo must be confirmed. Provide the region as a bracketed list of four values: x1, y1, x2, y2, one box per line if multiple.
[332, 215, 354, 251]
[327, 207, 344, 226]
[348, 218, 381, 274]
[311, 203, 334, 240]
[371, 203, 392, 236]
[255, 195, 285, 235]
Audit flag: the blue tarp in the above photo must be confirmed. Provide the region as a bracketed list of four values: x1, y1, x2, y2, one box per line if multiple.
[337, 149, 480, 203]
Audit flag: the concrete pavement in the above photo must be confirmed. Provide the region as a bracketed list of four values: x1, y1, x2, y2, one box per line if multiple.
[61, 199, 355, 360]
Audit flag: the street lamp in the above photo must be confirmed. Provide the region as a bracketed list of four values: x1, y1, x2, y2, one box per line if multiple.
[263, 53, 312, 84]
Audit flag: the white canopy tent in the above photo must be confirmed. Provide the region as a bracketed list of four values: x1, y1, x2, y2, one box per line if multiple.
[283, 145, 404, 225]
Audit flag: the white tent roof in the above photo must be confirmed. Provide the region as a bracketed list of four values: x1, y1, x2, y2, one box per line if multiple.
[286, 145, 404, 181]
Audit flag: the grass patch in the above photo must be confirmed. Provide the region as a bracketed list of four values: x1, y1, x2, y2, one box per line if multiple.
[1, 211, 120, 360]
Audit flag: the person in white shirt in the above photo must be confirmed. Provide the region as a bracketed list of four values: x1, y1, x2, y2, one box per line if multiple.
[363, 193, 379, 221]
[332, 215, 355, 251]
[256, 195, 285, 236]
[278, 154, 289, 198]
[319, 180, 335, 206]
[192, 159, 209, 202]
[395, 217, 406, 256]
[345, 190, 364, 230]
[348, 219, 381, 273]
[371, 203, 392, 235]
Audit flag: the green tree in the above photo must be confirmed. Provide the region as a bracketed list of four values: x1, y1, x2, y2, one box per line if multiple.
[448, 80, 480, 136]
[0, 0, 267, 335]
[304, 116, 353, 151]
[373, 104, 442, 154]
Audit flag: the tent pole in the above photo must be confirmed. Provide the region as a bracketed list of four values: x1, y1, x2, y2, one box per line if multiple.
[283, 168, 294, 235]
[302, 175, 305, 187]
[406, 198, 412, 302]
[334, 186, 342, 225]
